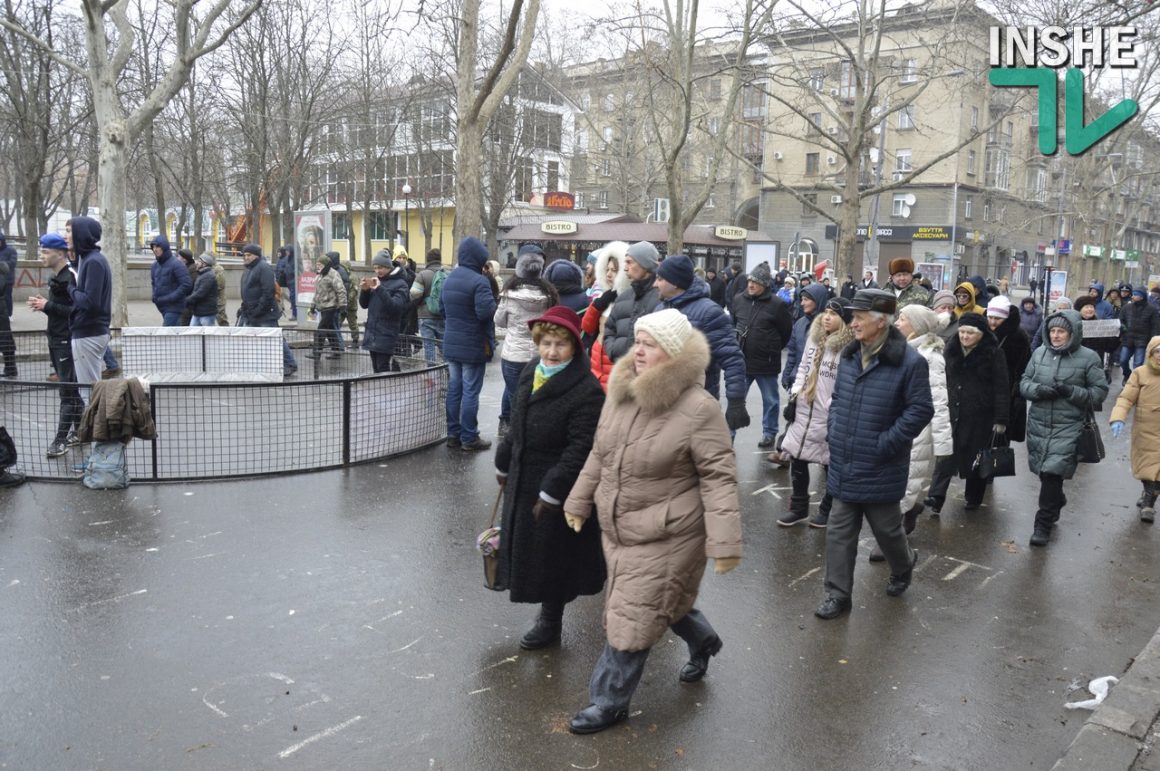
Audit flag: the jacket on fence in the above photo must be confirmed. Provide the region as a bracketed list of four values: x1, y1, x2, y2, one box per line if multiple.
[1109, 335, 1160, 481]
[826, 325, 934, 502]
[782, 315, 854, 466]
[993, 309, 1033, 443]
[313, 266, 347, 311]
[359, 266, 410, 354]
[945, 328, 1010, 479]
[902, 332, 954, 511]
[77, 377, 157, 444]
[602, 273, 659, 362]
[564, 330, 742, 652]
[495, 284, 553, 363]
[186, 266, 218, 317]
[439, 238, 497, 364]
[659, 276, 747, 400]
[67, 217, 111, 339]
[493, 354, 606, 603]
[1019, 310, 1109, 480]
[730, 285, 794, 377]
[239, 258, 279, 325]
[149, 237, 192, 315]
[43, 264, 76, 344]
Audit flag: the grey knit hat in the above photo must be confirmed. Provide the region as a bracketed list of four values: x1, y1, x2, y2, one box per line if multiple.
[372, 249, 393, 268]
[748, 262, 772, 288]
[196, 252, 215, 267]
[625, 241, 660, 273]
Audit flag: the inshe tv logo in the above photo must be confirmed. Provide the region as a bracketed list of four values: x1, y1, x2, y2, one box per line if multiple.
[988, 26, 1139, 155]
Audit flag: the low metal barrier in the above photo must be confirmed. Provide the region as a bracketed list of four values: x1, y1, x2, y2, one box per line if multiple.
[0, 330, 448, 482]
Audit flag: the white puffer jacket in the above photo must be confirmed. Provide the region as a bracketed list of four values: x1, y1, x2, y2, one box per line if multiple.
[495, 284, 552, 363]
[901, 332, 953, 511]
[782, 316, 853, 466]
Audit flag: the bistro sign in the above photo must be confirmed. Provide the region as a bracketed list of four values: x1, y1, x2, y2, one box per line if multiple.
[541, 221, 578, 235]
[714, 225, 747, 241]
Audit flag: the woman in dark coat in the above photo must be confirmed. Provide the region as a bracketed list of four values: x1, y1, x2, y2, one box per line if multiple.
[943, 312, 1010, 510]
[493, 305, 605, 650]
[985, 297, 1032, 443]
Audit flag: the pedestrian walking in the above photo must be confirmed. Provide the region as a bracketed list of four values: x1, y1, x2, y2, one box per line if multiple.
[495, 249, 557, 438]
[1110, 335, 1160, 523]
[0, 230, 16, 379]
[815, 289, 932, 620]
[1020, 296, 1044, 350]
[238, 243, 297, 376]
[580, 242, 629, 390]
[310, 256, 347, 360]
[705, 268, 727, 308]
[840, 274, 858, 300]
[601, 241, 660, 362]
[493, 306, 606, 649]
[148, 235, 192, 326]
[210, 255, 228, 326]
[1119, 288, 1160, 384]
[780, 283, 830, 393]
[185, 253, 219, 327]
[987, 296, 1032, 443]
[777, 296, 854, 528]
[410, 248, 448, 363]
[1019, 310, 1109, 546]
[359, 250, 411, 373]
[564, 309, 741, 734]
[731, 262, 793, 449]
[884, 257, 931, 312]
[275, 245, 297, 320]
[66, 217, 112, 404]
[26, 234, 83, 456]
[442, 237, 498, 451]
[952, 281, 986, 317]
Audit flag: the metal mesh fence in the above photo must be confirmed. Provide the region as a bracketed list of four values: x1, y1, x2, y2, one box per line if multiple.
[0, 330, 447, 482]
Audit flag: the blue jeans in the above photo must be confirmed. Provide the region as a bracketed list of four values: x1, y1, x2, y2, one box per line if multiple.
[103, 346, 119, 370]
[333, 310, 346, 351]
[1121, 344, 1147, 377]
[161, 310, 182, 326]
[446, 360, 486, 443]
[499, 359, 526, 421]
[747, 373, 781, 439]
[420, 318, 445, 364]
[190, 315, 217, 327]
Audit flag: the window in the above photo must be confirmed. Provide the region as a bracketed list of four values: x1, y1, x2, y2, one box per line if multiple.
[706, 193, 716, 209]
[575, 128, 587, 153]
[895, 149, 912, 173]
[807, 111, 822, 134]
[526, 109, 562, 151]
[970, 106, 979, 131]
[967, 149, 977, 175]
[367, 211, 394, 240]
[898, 104, 915, 130]
[708, 78, 722, 99]
[964, 197, 973, 219]
[892, 194, 908, 217]
[1028, 167, 1047, 203]
[1005, 120, 1014, 139]
[597, 190, 608, 209]
[808, 68, 824, 92]
[983, 202, 991, 221]
[708, 117, 720, 136]
[802, 193, 818, 216]
[985, 147, 1010, 190]
[574, 191, 586, 209]
[900, 58, 917, 84]
[600, 158, 611, 176]
[805, 152, 819, 175]
[742, 83, 767, 119]
[332, 212, 350, 240]
[602, 94, 614, 112]
[602, 126, 614, 150]
[839, 61, 855, 100]
[547, 161, 559, 192]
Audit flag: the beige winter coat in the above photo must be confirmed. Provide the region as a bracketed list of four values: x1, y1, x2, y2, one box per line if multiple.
[1110, 335, 1160, 481]
[564, 330, 742, 652]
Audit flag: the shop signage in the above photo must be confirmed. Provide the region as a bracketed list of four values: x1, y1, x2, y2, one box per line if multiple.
[543, 192, 575, 211]
[714, 225, 747, 241]
[540, 221, 578, 235]
[1083, 244, 1103, 258]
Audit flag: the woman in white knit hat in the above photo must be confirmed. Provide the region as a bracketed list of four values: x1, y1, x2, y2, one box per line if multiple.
[563, 308, 742, 735]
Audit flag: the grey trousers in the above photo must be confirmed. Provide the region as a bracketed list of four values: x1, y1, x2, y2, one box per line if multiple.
[823, 498, 912, 600]
[588, 608, 716, 710]
[71, 334, 109, 406]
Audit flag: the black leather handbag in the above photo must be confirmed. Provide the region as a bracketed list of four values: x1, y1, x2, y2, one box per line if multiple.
[972, 430, 1016, 479]
[1076, 407, 1105, 463]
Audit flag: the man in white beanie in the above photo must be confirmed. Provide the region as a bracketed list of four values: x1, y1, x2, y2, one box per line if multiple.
[602, 241, 661, 362]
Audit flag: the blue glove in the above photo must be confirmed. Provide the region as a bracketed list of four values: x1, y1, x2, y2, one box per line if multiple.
[1110, 421, 1124, 439]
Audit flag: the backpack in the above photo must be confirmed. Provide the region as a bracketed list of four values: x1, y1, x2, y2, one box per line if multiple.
[82, 441, 129, 490]
[425, 268, 449, 315]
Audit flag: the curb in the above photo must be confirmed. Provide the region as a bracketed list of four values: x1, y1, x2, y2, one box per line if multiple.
[1054, 626, 1160, 770]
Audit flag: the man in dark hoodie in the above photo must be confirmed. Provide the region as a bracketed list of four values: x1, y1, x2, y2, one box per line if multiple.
[1087, 282, 1114, 320]
[440, 237, 498, 451]
[66, 217, 112, 403]
[148, 235, 192, 325]
[0, 229, 17, 378]
[275, 245, 298, 320]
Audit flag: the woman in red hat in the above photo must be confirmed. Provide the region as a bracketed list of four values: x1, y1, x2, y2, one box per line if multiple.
[492, 305, 606, 649]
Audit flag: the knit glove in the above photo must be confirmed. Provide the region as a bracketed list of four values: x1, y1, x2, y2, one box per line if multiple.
[725, 399, 750, 431]
[1054, 383, 1074, 399]
[1110, 421, 1124, 439]
[714, 557, 741, 575]
[591, 289, 617, 313]
[1035, 384, 1060, 400]
[532, 498, 562, 522]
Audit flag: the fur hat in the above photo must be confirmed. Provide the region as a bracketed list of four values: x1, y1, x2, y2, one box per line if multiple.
[195, 252, 215, 267]
[528, 305, 584, 349]
[372, 249, 393, 268]
[625, 241, 660, 273]
[515, 251, 544, 279]
[931, 289, 955, 309]
[850, 288, 897, 314]
[748, 262, 772, 288]
[657, 254, 695, 290]
[517, 243, 544, 258]
[889, 257, 915, 275]
[899, 303, 940, 336]
[986, 296, 1012, 318]
[958, 312, 988, 333]
[635, 308, 693, 358]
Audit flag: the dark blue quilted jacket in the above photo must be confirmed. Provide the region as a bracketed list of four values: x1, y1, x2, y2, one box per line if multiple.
[659, 276, 747, 400]
[440, 237, 497, 363]
[826, 326, 934, 502]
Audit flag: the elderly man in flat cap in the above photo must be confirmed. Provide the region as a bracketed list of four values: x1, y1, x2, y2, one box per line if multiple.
[815, 289, 934, 620]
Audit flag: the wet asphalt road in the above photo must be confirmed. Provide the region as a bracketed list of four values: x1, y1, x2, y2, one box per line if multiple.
[1, 368, 1157, 770]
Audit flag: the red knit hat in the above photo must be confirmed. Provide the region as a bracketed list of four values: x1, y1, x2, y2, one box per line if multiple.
[527, 305, 583, 349]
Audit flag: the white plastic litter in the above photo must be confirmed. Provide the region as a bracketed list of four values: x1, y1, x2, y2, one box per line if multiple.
[1064, 675, 1119, 710]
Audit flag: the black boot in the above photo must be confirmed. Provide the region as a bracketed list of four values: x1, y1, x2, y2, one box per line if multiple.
[519, 602, 564, 650]
[777, 494, 810, 526]
[1141, 482, 1158, 524]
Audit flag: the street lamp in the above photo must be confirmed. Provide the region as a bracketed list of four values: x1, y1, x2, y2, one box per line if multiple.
[401, 182, 412, 252]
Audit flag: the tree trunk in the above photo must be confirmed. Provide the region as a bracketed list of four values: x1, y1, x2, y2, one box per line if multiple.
[454, 122, 484, 247]
[98, 123, 129, 328]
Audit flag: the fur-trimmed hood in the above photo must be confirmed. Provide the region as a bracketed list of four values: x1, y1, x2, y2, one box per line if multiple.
[607, 328, 710, 413]
[593, 241, 631, 294]
[910, 331, 945, 354]
[840, 324, 910, 365]
[807, 312, 855, 352]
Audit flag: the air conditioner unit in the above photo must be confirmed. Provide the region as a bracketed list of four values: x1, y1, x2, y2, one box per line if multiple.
[653, 197, 671, 223]
[827, 126, 838, 135]
[892, 171, 906, 181]
[830, 195, 843, 204]
[954, 243, 965, 255]
[829, 88, 840, 97]
[827, 155, 837, 165]
[773, 151, 784, 161]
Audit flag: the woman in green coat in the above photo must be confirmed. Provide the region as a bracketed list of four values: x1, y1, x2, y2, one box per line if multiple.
[1018, 310, 1109, 547]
